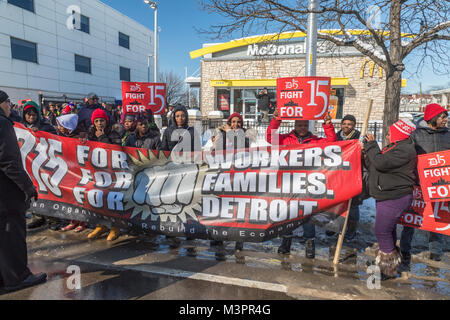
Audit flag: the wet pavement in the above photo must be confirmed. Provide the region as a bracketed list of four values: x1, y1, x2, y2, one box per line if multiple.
[0, 199, 449, 300]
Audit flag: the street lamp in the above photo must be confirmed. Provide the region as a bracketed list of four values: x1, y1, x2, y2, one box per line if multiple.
[144, 0, 158, 82]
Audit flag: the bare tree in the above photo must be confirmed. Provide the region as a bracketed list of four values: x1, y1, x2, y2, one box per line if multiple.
[158, 70, 186, 106]
[198, 0, 449, 144]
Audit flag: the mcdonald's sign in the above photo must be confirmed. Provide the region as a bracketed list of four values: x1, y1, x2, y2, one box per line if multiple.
[360, 59, 383, 79]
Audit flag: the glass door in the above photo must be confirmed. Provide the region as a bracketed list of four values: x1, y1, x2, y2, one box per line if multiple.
[243, 89, 257, 121]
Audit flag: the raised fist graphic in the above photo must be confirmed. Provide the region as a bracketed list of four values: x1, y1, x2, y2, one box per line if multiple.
[133, 162, 199, 215]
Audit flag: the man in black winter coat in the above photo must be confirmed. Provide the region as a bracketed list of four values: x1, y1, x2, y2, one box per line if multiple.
[125, 116, 161, 150]
[77, 93, 114, 132]
[0, 90, 47, 292]
[400, 104, 449, 265]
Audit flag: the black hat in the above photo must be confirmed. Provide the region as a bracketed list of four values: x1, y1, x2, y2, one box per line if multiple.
[342, 114, 356, 124]
[87, 92, 99, 100]
[0, 90, 9, 104]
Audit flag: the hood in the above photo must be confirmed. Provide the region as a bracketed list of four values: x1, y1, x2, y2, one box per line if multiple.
[171, 105, 189, 128]
[21, 101, 42, 123]
[415, 117, 449, 134]
[56, 114, 79, 133]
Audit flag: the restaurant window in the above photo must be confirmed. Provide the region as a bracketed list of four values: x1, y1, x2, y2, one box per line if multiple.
[216, 89, 230, 119]
[331, 88, 345, 119]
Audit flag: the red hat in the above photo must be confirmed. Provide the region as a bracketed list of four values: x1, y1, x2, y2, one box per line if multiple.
[424, 103, 447, 121]
[91, 108, 109, 124]
[227, 112, 243, 125]
[62, 105, 72, 115]
[389, 119, 416, 143]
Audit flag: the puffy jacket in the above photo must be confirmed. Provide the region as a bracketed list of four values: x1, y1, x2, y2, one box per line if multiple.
[364, 139, 417, 201]
[20, 102, 56, 134]
[160, 105, 201, 152]
[0, 109, 36, 213]
[213, 127, 252, 151]
[125, 130, 161, 150]
[411, 119, 450, 155]
[337, 129, 361, 141]
[87, 125, 122, 145]
[266, 118, 338, 145]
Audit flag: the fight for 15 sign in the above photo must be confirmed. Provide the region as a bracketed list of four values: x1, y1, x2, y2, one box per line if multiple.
[276, 77, 331, 120]
[122, 82, 166, 115]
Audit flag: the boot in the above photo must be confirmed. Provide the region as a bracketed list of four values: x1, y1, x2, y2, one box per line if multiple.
[27, 216, 46, 230]
[106, 227, 120, 241]
[87, 225, 108, 239]
[278, 236, 292, 254]
[375, 249, 401, 280]
[305, 239, 315, 259]
[235, 241, 244, 251]
[398, 251, 411, 272]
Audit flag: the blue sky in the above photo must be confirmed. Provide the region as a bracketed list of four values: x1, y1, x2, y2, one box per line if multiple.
[101, 0, 449, 93]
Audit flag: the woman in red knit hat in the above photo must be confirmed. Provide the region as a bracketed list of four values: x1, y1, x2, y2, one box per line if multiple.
[399, 103, 449, 268]
[86, 109, 122, 241]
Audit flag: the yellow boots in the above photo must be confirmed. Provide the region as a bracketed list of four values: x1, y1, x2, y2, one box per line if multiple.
[87, 225, 120, 241]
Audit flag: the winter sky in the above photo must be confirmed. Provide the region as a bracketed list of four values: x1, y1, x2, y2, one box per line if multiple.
[101, 0, 449, 93]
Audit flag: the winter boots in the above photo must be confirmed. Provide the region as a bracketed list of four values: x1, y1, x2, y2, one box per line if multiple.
[27, 215, 46, 230]
[305, 239, 315, 259]
[106, 227, 120, 241]
[278, 236, 292, 254]
[398, 251, 411, 272]
[375, 249, 401, 280]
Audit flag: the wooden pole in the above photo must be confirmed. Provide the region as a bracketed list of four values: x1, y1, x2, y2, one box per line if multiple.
[333, 99, 373, 265]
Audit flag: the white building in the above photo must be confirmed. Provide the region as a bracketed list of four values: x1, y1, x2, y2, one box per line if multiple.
[0, 0, 154, 104]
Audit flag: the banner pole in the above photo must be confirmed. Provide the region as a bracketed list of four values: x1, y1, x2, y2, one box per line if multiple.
[333, 99, 373, 265]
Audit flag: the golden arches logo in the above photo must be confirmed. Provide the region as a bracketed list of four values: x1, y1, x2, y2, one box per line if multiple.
[360, 59, 383, 79]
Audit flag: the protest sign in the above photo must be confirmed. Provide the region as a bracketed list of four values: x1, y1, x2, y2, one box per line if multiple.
[277, 76, 331, 120]
[399, 186, 450, 236]
[417, 150, 450, 202]
[121, 81, 166, 115]
[15, 124, 362, 241]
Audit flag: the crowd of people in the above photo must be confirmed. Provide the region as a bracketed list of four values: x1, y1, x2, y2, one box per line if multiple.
[0, 87, 448, 292]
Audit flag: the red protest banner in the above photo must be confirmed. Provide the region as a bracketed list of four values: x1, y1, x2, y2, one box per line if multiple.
[277, 76, 331, 120]
[121, 81, 167, 115]
[399, 186, 450, 236]
[417, 150, 450, 202]
[15, 123, 362, 241]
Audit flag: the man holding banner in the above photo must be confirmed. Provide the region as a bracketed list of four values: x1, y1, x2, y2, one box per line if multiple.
[400, 103, 449, 265]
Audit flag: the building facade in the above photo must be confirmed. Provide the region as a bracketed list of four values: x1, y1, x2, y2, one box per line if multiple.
[191, 34, 407, 122]
[0, 0, 154, 104]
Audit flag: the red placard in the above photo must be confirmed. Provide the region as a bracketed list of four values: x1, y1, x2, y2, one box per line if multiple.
[122, 81, 166, 115]
[417, 150, 450, 202]
[277, 76, 331, 120]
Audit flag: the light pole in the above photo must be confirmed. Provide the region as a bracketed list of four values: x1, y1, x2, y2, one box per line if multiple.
[144, 0, 158, 82]
[305, 0, 318, 133]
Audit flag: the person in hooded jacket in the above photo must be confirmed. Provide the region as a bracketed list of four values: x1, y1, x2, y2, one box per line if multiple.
[125, 113, 161, 150]
[86, 109, 122, 241]
[159, 105, 201, 248]
[20, 101, 58, 230]
[364, 119, 417, 280]
[118, 113, 138, 146]
[266, 108, 337, 259]
[399, 103, 449, 267]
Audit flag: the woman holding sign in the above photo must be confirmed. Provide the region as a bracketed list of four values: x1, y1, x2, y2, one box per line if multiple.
[266, 108, 337, 259]
[364, 119, 417, 280]
[400, 103, 449, 266]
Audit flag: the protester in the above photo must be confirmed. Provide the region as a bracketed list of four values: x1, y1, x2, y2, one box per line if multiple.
[400, 103, 449, 267]
[333, 114, 363, 240]
[55, 114, 87, 233]
[119, 113, 138, 146]
[266, 108, 337, 258]
[166, 104, 175, 127]
[209, 112, 256, 252]
[86, 109, 122, 241]
[77, 93, 113, 132]
[0, 90, 47, 292]
[257, 88, 271, 123]
[61, 103, 73, 115]
[124, 113, 161, 150]
[46, 103, 59, 126]
[159, 105, 201, 248]
[364, 119, 417, 280]
[19, 101, 57, 230]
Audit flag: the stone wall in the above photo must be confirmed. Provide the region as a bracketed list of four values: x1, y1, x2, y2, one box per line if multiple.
[200, 55, 386, 121]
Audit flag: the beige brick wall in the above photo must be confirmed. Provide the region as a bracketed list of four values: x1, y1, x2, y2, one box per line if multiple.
[201, 55, 386, 121]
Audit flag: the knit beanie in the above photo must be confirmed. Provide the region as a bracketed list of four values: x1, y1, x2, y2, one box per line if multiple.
[23, 101, 39, 114]
[424, 103, 447, 122]
[389, 119, 416, 143]
[62, 105, 73, 115]
[57, 114, 79, 133]
[0, 90, 9, 104]
[91, 108, 109, 124]
[342, 114, 356, 124]
[227, 112, 243, 125]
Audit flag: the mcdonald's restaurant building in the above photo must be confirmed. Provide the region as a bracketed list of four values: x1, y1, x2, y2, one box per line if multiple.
[190, 34, 407, 123]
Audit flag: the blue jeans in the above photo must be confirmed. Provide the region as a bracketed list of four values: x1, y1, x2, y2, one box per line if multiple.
[400, 226, 443, 255]
[303, 222, 315, 240]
